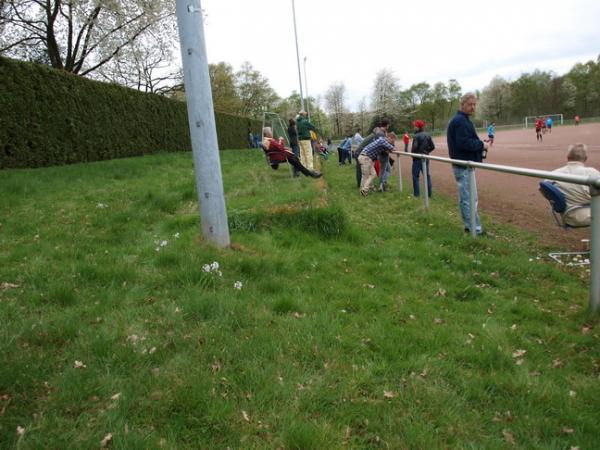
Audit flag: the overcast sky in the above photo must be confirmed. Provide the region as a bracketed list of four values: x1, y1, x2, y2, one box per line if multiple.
[198, 0, 600, 111]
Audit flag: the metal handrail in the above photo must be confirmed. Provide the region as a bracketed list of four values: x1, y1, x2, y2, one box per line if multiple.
[392, 150, 600, 313]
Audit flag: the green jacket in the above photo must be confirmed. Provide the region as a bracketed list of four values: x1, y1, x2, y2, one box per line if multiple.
[296, 116, 318, 140]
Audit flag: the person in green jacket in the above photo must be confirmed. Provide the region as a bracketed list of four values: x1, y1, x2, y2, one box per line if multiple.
[296, 111, 319, 171]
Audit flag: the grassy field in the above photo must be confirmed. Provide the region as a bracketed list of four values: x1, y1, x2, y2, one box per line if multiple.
[1, 149, 599, 449]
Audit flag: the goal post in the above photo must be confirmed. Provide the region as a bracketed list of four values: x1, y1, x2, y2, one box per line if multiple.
[524, 114, 563, 128]
[261, 112, 290, 147]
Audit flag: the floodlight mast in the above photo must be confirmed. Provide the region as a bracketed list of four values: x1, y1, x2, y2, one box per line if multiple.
[291, 0, 305, 112]
[303, 56, 310, 120]
[175, 0, 230, 247]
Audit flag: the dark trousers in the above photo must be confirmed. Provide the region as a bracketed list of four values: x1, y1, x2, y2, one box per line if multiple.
[290, 143, 300, 175]
[412, 159, 432, 197]
[287, 154, 314, 177]
[354, 156, 362, 187]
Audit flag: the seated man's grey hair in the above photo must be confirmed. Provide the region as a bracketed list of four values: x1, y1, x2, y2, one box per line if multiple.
[567, 143, 588, 162]
[263, 126, 273, 137]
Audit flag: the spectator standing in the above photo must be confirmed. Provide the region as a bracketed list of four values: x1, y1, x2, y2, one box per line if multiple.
[446, 92, 489, 235]
[546, 117, 553, 133]
[551, 143, 600, 226]
[575, 115, 581, 126]
[358, 132, 396, 196]
[288, 118, 301, 177]
[352, 119, 390, 188]
[411, 120, 435, 197]
[402, 131, 410, 152]
[338, 135, 352, 165]
[296, 111, 319, 170]
[352, 129, 363, 161]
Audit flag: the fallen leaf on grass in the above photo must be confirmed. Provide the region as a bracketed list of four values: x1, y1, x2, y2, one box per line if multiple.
[100, 433, 113, 447]
[502, 429, 516, 445]
[293, 312, 306, 319]
[512, 349, 526, 358]
[569, 390, 577, 398]
[1, 282, 20, 290]
[515, 359, 524, 366]
[435, 288, 447, 297]
[552, 359, 564, 368]
[241, 410, 250, 422]
[73, 360, 87, 369]
[562, 427, 574, 434]
[581, 325, 592, 334]
[363, 284, 375, 289]
[110, 393, 121, 401]
[434, 318, 443, 324]
[16, 426, 25, 436]
[383, 390, 395, 399]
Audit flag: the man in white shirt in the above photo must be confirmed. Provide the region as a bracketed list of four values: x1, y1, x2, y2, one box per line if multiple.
[552, 143, 600, 226]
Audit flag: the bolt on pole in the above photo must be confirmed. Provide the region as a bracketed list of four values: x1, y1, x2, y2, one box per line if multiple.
[176, 0, 230, 247]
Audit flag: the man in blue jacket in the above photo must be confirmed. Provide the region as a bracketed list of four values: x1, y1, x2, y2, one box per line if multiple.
[447, 92, 490, 235]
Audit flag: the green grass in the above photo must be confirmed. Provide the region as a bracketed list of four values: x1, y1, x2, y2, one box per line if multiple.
[1, 149, 598, 449]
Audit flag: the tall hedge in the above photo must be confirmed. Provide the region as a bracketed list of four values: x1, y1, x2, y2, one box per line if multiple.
[0, 57, 261, 169]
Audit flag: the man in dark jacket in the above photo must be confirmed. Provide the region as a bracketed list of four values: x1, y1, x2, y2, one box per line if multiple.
[447, 92, 489, 234]
[411, 120, 435, 197]
[296, 111, 319, 171]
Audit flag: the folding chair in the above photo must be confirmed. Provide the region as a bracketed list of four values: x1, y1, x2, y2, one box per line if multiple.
[538, 180, 590, 265]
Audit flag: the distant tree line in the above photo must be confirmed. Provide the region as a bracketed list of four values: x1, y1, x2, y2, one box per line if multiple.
[2, 3, 598, 138]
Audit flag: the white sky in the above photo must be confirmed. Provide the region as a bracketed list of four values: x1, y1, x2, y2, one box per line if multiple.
[198, 0, 600, 111]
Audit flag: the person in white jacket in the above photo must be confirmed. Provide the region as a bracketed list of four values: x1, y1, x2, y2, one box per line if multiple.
[552, 143, 600, 226]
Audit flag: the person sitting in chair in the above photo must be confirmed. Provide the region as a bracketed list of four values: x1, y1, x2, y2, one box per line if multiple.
[551, 143, 600, 226]
[262, 127, 322, 178]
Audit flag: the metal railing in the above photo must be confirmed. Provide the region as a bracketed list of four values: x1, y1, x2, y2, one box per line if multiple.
[392, 151, 600, 313]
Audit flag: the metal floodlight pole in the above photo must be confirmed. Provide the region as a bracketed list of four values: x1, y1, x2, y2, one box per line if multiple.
[291, 0, 305, 111]
[303, 56, 310, 119]
[176, 0, 230, 247]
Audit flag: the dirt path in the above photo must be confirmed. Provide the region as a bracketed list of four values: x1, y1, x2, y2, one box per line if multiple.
[397, 122, 600, 249]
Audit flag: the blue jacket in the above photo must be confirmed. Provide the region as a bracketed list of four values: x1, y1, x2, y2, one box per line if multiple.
[447, 111, 484, 163]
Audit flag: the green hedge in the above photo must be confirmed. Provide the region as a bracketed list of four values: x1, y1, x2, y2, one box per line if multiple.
[0, 57, 261, 169]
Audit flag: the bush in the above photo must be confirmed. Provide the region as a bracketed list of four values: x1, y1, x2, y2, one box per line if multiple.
[0, 57, 261, 169]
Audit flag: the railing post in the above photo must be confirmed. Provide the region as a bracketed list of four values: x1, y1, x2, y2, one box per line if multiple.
[468, 166, 477, 238]
[423, 158, 430, 211]
[590, 185, 600, 313]
[397, 153, 403, 193]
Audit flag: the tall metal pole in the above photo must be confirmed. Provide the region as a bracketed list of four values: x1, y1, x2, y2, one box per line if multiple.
[176, 0, 230, 247]
[303, 56, 310, 119]
[291, 0, 305, 111]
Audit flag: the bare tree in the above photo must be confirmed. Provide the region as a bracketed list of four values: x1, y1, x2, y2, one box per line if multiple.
[0, 0, 175, 77]
[478, 76, 511, 122]
[324, 82, 346, 137]
[371, 68, 400, 116]
[235, 61, 279, 119]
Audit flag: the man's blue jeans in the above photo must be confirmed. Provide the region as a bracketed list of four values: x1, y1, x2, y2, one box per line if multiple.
[412, 159, 431, 197]
[452, 165, 482, 233]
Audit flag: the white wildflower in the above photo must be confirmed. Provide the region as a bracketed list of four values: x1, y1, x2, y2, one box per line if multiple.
[234, 281, 243, 290]
[202, 264, 211, 273]
[174, 232, 180, 239]
[96, 203, 108, 209]
[210, 261, 219, 271]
